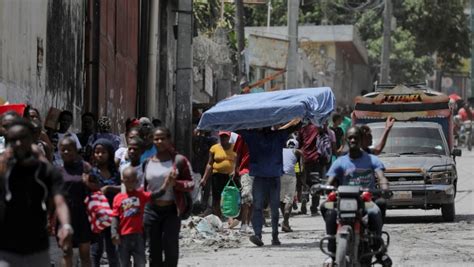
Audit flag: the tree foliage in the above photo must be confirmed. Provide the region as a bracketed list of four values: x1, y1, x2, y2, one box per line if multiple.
[193, 1, 239, 55]
[194, 0, 236, 35]
[243, 0, 470, 83]
[397, 0, 470, 72]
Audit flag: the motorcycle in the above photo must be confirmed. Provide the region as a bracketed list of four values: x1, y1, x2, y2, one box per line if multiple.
[460, 120, 473, 151]
[312, 184, 391, 267]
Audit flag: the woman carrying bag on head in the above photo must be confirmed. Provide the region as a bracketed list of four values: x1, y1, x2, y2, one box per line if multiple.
[143, 127, 194, 267]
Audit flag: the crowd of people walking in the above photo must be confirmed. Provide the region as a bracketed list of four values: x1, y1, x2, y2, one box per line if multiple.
[0, 104, 395, 266]
[0, 107, 193, 267]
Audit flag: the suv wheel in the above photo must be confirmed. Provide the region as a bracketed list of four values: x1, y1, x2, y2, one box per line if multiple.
[441, 203, 456, 222]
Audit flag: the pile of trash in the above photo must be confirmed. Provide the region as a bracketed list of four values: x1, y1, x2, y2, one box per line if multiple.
[180, 215, 243, 251]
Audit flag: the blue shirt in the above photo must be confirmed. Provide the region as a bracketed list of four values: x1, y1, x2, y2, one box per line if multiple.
[90, 167, 121, 204]
[140, 145, 157, 163]
[327, 151, 384, 190]
[239, 129, 289, 178]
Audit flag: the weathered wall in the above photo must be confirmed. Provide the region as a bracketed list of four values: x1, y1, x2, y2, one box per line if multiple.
[0, 1, 49, 111]
[335, 48, 371, 107]
[350, 64, 371, 100]
[157, 0, 177, 132]
[301, 42, 336, 90]
[297, 49, 315, 88]
[0, 0, 85, 127]
[193, 31, 233, 104]
[45, 0, 84, 121]
[97, 0, 139, 133]
[212, 27, 233, 102]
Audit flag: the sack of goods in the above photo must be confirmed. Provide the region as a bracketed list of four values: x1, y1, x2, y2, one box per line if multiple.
[220, 178, 241, 218]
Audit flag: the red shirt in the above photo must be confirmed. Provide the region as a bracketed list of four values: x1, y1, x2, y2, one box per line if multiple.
[112, 190, 151, 236]
[458, 107, 474, 121]
[298, 124, 319, 163]
[234, 136, 250, 175]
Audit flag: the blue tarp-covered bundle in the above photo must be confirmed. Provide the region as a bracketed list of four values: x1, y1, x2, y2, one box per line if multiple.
[197, 87, 336, 131]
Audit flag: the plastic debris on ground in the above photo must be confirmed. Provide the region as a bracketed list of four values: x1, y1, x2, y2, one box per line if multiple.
[180, 215, 245, 251]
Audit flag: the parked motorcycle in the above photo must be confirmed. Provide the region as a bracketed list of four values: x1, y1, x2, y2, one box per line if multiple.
[313, 184, 391, 267]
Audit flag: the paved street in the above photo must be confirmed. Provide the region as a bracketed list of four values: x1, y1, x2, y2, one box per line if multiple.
[48, 148, 473, 266]
[3, 1, 473, 267]
[180, 148, 474, 267]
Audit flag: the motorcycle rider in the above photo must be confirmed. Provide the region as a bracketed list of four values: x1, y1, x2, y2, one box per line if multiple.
[458, 101, 473, 122]
[322, 126, 392, 266]
[457, 102, 473, 149]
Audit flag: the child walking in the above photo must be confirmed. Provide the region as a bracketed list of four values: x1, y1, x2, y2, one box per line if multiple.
[112, 166, 150, 267]
[280, 138, 302, 232]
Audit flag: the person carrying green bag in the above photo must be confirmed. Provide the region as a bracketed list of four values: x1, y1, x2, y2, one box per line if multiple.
[220, 177, 241, 218]
[200, 131, 240, 228]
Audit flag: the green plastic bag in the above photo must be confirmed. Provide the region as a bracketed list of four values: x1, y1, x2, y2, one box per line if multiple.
[220, 177, 241, 218]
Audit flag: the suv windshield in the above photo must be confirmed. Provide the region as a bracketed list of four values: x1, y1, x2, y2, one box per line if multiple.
[371, 126, 447, 156]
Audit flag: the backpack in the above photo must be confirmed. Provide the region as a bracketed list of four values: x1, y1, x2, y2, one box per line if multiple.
[316, 132, 332, 164]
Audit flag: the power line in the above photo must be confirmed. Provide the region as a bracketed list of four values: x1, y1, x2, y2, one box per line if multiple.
[331, 0, 384, 12]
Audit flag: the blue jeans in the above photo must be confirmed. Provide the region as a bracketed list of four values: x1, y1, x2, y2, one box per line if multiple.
[119, 233, 146, 267]
[251, 176, 281, 238]
[91, 227, 120, 267]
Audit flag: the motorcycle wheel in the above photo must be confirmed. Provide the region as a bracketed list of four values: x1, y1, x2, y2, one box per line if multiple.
[468, 136, 472, 151]
[335, 233, 350, 267]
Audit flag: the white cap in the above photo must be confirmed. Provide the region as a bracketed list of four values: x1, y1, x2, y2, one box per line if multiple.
[286, 139, 299, 148]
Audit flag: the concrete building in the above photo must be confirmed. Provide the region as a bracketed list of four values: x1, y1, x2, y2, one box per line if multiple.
[0, 0, 85, 123]
[245, 33, 315, 91]
[245, 25, 372, 106]
[192, 27, 234, 107]
[0, 0, 193, 144]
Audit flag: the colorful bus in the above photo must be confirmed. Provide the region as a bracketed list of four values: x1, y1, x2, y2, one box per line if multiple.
[353, 84, 454, 150]
[353, 85, 461, 221]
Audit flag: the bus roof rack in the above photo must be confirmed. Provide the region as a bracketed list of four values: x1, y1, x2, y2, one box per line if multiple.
[374, 83, 397, 90]
[373, 82, 429, 91]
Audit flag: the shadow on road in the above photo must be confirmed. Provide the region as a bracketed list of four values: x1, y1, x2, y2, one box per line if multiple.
[454, 214, 474, 222]
[249, 241, 319, 249]
[385, 213, 474, 224]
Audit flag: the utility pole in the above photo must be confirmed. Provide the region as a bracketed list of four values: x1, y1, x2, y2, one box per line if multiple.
[471, 0, 474, 97]
[287, 0, 299, 89]
[235, 0, 246, 93]
[175, 0, 193, 158]
[380, 0, 392, 84]
[220, 0, 225, 20]
[267, 0, 272, 30]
